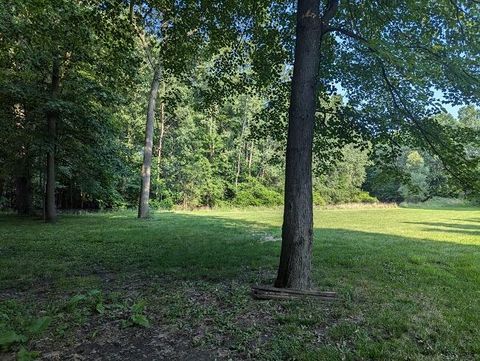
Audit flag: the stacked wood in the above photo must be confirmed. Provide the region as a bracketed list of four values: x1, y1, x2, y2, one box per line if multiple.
[251, 285, 336, 301]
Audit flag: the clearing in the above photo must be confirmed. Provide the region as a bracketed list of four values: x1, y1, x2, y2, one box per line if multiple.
[1, 205, 480, 360]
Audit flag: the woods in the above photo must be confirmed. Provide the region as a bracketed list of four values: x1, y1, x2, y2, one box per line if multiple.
[1, 0, 480, 359]
[1, 2, 477, 208]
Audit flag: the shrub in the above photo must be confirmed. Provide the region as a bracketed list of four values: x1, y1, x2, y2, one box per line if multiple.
[199, 179, 225, 207]
[0, 196, 7, 209]
[354, 191, 378, 204]
[150, 198, 174, 210]
[313, 192, 327, 206]
[233, 178, 283, 207]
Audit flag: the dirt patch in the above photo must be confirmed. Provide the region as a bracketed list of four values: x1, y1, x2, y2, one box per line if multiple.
[30, 306, 237, 361]
[2, 271, 333, 360]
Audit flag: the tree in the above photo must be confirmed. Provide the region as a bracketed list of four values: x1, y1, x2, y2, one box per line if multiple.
[131, 1, 221, 217]
[314, 144, 371, 204]
[398, 150, 430, 203]
[276, 0, 331, 289]
[138, 63, 162, 218]
[0, 0, 141, 219]
[45, 58, 60, 222]
[273, 0, 479, 289]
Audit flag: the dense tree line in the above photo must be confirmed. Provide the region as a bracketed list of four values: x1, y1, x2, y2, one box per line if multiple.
[0, 1, 479, 217]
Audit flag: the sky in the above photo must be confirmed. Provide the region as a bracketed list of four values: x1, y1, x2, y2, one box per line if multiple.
[434, 89, 462, 117]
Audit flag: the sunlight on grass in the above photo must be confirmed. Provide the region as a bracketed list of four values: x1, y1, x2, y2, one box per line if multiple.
[186, 206, 480, 245]
[1, 206, 480, 359]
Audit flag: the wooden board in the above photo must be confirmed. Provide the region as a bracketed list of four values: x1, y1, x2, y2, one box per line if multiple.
[251, 285, 337, 301]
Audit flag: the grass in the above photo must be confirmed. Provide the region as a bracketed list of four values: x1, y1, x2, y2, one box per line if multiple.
[1, 205, 480, 359]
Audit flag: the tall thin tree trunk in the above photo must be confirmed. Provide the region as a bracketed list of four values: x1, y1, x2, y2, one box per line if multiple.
[155, 99, 165, 197]
[138, 63, 162, 218]
[208, 115, 215, 160]
[45, 58, 60, 223]
[275, 0, 325, 289]
[235, 144, 243, 187]
[0, 177, 4, 201]
[235, 102, 248, 187]
[12, 104, 32, 216]
[247, 141, 254, 177]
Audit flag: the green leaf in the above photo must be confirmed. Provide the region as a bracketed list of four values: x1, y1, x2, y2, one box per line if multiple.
[131, 314, 150, 328]
[27, 317, 51, 335]
[96, 303, 105, 314]
[131, 301, 146, 314]
[0, 330, 27, 347]
[68, 294, 87, 305]
[16, 347, 39, 361]
[87, 289, 101, 298]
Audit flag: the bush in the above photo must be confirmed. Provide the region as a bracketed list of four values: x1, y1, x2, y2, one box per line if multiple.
[313, 192, 327, 206]
[233, 178, 283, 207]
[150, 198, 174, 210]
[353, 191, 378, 204]
[199, 179, 225, 207]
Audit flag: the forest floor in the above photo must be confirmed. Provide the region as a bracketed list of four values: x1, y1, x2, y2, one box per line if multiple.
[1, 205, 480, 360]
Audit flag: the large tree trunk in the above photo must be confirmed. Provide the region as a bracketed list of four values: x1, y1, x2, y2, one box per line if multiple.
[15, 175, 32, 215]
[275, 0, 324, 290]
[45, 58, 60, 223]
[138, 63, 162, 218]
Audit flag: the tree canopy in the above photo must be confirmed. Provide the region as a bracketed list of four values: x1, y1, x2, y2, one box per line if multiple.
[0, 0, 478, 224]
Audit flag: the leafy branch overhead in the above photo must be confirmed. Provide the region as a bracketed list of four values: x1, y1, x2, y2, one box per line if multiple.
[246, 0, 480, 190]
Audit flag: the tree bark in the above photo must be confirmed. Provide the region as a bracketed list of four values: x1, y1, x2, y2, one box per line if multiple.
[208, 114, 215, 160]
[0, 177, 4, 201]
[15, 175, 32, 215]
[275, 0, 324, 290]
[235, 103, 248, 187]
[138, 63, 162, 218]
[155, 99, 165, 197]
[247, 141, 254, 177]
[45, 58, 60, 223]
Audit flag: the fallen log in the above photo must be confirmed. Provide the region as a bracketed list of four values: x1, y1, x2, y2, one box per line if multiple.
[251, 285, 336, 301]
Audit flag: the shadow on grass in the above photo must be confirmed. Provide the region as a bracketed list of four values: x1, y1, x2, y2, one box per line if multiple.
[404, 221, 480, 236]
[2, 211, 480, 294]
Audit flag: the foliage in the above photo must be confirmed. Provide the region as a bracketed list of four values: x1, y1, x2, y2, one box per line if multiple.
[0, 0, 479, 213]
[352, 191, 378, 204]
[314, 144, 373, 204]
[398, 150, 430, 203]
[0, 0, 143, 211]
[233, 177, 283, 207]
[367, 107, 480, 203]
[248, 0, 480, 196]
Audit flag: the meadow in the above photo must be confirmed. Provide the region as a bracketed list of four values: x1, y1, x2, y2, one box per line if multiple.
[1, 205, 480, 360]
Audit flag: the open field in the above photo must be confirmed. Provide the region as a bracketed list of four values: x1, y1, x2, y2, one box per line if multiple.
[1, 205, 480, 360]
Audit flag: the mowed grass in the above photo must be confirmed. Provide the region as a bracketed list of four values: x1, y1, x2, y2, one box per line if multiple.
[1, 205, 480, 360]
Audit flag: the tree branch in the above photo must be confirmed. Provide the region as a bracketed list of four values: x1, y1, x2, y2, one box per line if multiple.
[324, 26, 367, 44]
[131, 17, 155, 69]
[322, 0, 339, 23]
[379, 62, 475, 189]
[324, 25, 476, 189]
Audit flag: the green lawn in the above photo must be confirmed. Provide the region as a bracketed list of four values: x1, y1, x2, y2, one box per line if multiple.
[1, 206, 480, 360]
